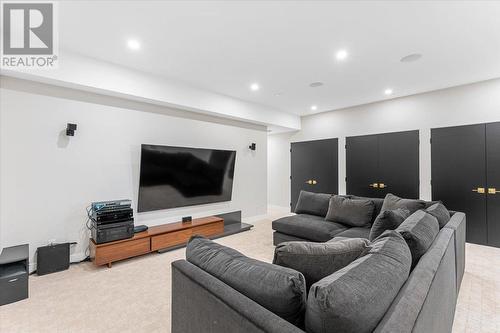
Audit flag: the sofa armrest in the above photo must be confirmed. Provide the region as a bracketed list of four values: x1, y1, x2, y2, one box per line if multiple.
[171, 260, 305, 333]
[443, 212, 466, 292]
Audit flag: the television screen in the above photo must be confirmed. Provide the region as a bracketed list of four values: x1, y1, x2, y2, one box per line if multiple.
[138, 144, 236, 212]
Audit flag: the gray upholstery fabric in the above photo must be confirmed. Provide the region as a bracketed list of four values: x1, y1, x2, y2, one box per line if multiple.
[272, 214, 347, 242]
[426, 202, 451, 228]
[349, 196, 385, 223]
[334, 226, 371, 239]
[324, 195, 375, 227]
[294, 191, 331, 217]
[396, 210, 440, 267]
[186, 236, 307, 326]
[305, 231, 411, 333]
[374, 228, 456, 333]
[273, 238, 370, 289]
[443, 212, 466, 293]
[369, 208, 410, 241]
[171, 260, 305, 333]
[381, 193, 426, 214]
[273, 231, 310, 246]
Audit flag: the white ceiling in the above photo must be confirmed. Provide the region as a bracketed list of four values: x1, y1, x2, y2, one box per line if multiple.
[59, 1, 500, 116]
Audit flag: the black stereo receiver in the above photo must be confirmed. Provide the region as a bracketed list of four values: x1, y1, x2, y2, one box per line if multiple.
[92, 208, 133, 224]
[91, 219, 134, 244]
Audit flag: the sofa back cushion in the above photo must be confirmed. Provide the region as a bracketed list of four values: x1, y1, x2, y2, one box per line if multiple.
[381, 193, 426, 214]
[273, 238, 370, 289]
[294, 191, 331, 217]
[325, 195, 375, 227]
[350, 195, 385, 222]
[186, 235, 307, 327]
[369, 208, 410, 241]
[426, 202, 451, 228]
[305, 231, 411, 333]
[396, 210, 440, 267]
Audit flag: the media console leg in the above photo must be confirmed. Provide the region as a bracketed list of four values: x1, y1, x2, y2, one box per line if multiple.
[107, 262, 112, 268]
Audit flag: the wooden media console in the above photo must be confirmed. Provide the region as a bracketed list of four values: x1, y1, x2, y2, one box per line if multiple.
[90, 216, 224, 267]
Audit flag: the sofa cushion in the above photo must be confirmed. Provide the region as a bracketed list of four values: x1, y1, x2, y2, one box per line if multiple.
[333, 227, 371, 239]
[350, 195, 385, 223]
[369, 208, 411, 241]
[426, 202, 451, 228]
[294, 191, 331, 217]
[186, 235, 307, 327]
[396, 210, 440, 267]
[305, 231, 411, 333]
[272, 214, 347, 242]
[325, 195, 375, 227]
[381, 193, 426, 214]
[273, 238, 370, 289]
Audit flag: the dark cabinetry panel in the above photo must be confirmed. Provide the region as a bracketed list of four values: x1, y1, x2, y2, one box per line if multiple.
[346, 130, 419, 199]
[486, 122, 500, 247]
[431, 124, 487, 245]
[432, 122, 500, 247]
[290, 139, 338, 210]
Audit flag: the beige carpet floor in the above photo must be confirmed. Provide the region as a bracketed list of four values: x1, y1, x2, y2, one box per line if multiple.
[1, 213, 499, 333]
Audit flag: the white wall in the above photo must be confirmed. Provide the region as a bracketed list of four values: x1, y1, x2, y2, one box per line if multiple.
[0, 78, 268, 269]
[268, 78, 500, 207]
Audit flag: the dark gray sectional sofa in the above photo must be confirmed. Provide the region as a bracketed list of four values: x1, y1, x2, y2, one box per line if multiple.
[171, 192, 466, 333]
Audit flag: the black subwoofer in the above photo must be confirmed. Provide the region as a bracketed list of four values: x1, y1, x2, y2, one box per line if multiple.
[36, 243, 70, 275]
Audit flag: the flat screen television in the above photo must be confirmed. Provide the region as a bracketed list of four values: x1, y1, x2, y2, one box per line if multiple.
[138, 144, 236, 212]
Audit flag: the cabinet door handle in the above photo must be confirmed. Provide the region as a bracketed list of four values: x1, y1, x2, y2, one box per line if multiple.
[8, 278, 18, 283]
[369, 183, 379, 188]
[488, 188, 499, 194]
[472, 187, 486, 194]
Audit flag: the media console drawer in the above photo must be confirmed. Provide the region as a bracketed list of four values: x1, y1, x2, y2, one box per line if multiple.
[94, 238, 150, 266]
[151, 229, 193, 251]
[192, 221, 224, 237]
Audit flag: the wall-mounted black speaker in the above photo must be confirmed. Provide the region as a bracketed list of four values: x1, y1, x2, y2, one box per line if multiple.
[66, 123, 77, 136]
[36, 243, 70, 275]
[249, 143, 256, 151]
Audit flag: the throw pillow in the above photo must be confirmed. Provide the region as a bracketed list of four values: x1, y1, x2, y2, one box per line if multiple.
[381, 193, 426, 214]
[426, 202, 451, 228]
[186, 235, 307, 327]
[396, 210, 440, 267]
[305, 231, 411, 333]
[294, 191, 332, 217]
[273, 238, 370, 289]
[369, 208, 410, 241]
[325, 195, 375, 227]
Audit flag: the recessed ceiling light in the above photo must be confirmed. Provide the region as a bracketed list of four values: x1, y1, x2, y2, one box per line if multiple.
[309, 82, 324, 88]
[310, 105, 318, 111]
[127, 39, 141, 50]
[250, 83, 260, 91]
[336, 49, 348, 61]
[384, 88, 393, 96]
[400, 53, 422, 63]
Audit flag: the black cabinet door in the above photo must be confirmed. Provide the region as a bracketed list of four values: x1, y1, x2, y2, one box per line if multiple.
[346, 130, 419, 198]
[378, 131, 420, 199]
[431, 124, 488, 245]
[290, 138, 338, 211]
[486, 122, 500, 247]
[346, 134, 379, 197]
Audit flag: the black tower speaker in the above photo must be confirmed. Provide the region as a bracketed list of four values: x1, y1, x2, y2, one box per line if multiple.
[36, 243, 70, 275]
